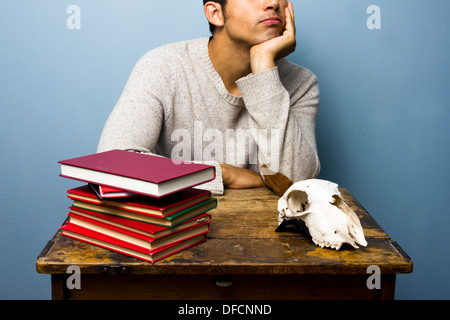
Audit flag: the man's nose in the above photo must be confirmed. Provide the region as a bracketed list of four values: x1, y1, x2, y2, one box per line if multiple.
[263, 0, 281, 11]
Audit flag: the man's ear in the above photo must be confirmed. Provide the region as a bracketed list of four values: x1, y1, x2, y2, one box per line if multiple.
[204, 1, 225, 29]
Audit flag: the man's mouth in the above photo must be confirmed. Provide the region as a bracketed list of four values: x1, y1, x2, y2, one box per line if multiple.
[260, 17, 282, 26]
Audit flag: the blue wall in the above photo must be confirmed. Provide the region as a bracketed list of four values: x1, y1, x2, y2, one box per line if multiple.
[0, 0, 448, 299]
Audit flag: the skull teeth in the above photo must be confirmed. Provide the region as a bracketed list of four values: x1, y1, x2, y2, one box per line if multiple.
[312, 238, 340, 250]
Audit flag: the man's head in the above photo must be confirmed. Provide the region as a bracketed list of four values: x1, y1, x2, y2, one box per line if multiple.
[204, 0, 288, 46]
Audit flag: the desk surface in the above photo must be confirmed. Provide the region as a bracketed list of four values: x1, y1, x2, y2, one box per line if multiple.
[36, 187, 412, 276]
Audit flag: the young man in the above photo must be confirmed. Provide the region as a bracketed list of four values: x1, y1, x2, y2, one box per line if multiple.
[97, 0, 320, 195]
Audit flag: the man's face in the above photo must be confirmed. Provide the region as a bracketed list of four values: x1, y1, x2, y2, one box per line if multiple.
[221, 0, 288, 47]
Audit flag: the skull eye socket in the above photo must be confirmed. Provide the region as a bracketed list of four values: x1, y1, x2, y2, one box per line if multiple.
[286, 190, 309, 213]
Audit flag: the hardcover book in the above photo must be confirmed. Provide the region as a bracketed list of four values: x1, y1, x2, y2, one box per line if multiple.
[59, 150, 216, 197]
[67, 206, 212, 240]
[60, 223, 207, 263]
[65, 215, 210, 252]
[89, 184, 139, 199]
[71, 197, 217, 227]
[67, 185, 212, 218]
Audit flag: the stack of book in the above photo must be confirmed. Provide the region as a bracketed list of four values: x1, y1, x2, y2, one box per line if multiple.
[57, 149, 217, 263]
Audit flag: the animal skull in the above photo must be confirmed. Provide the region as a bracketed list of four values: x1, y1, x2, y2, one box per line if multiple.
[277, 179, 367, 250]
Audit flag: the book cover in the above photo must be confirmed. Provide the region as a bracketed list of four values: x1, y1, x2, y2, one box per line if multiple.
[68, 184, 212, 218]
[71, 197, 217, 227]
[89, 184, 139, 199]
[59, 150, 216, 197]
[65, 216, 210, 251]
[68, 206, 212, 240]
[60, 223, 207, 263]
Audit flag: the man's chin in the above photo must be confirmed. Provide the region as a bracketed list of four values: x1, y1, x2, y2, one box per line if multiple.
[254, 30, 283, 44]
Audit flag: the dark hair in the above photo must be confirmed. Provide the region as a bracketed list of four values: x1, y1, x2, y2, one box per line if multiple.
[203, 0, 227, 34]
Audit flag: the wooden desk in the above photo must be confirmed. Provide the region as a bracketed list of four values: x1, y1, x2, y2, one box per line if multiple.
[36, 187, 412, 300]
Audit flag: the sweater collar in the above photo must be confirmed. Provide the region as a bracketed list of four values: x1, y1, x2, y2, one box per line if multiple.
[199, 37, 245, 107]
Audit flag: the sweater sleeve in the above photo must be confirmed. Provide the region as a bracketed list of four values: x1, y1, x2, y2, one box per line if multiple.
[235, 65, 320, 183]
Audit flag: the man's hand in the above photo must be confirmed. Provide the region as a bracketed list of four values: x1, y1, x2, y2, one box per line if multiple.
[250, 1, 296, 74]
[220, 164, 265, 189]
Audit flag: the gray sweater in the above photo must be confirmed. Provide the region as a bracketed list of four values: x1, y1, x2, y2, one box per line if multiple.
[97, 37, 320, 195]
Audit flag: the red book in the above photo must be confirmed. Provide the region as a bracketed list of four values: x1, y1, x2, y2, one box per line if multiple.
[59, 150, 216, 197]
[65, 214, 210, 251]
[67, 185, 212, 218]
[67, 206, 211, 240]
[89, 184, 139, 199]
[60, 223, 207, 263]
[69, 195, 217, 228]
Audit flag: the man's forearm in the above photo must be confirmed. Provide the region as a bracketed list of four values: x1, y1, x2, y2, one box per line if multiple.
[236, 60, 320, 183]
[220, 163, 265, 189]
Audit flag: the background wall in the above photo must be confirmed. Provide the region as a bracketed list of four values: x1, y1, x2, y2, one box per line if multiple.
[0, 0, 448, 299]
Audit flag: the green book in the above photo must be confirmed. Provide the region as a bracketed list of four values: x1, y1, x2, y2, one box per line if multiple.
[72, 197, 217, 227]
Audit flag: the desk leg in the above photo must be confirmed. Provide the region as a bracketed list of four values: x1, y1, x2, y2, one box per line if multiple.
[377, 274, 396, 300]
[51, 275, 70, 300]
